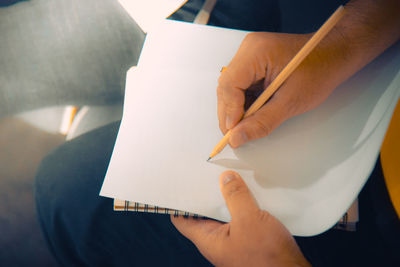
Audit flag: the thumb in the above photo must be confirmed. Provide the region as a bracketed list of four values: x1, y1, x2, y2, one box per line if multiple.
[220, 171, 259, 223]
[229, 96, 287, 148]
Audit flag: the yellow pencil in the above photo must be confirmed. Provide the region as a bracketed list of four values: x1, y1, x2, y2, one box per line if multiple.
[208, 5, 345, 160]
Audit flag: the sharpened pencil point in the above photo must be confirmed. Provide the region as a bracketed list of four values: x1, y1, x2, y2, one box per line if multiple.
[207, 157, 211, 162]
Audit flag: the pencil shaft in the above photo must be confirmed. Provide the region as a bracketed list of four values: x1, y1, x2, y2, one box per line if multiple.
[208, 5, 345, 159]
[209, 131, 232, 158]
[244, 5, 345, 118]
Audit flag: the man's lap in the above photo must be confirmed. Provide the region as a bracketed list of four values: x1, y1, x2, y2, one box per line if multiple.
[35, 121, 400, 266]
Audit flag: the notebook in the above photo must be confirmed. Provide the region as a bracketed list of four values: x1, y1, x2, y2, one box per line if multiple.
[100, 20, 400, 236]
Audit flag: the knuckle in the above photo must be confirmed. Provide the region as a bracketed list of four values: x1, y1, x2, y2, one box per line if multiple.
[225, 93, 244, 107]
[217, 86, 223, 98]
[252, 117, 272, 138]
[218, 69, 233, 87]
[257, 210, 272, 223]
[280, 92, 302, 117]
[223, 99, 244, 119]
[243, 32, 270, 49]
[224, 101, 242, 113]
[243, 32, 255, 44]
[218, 73, 226, 85]
[219, 120, 227, 133]
[243, 32, 260, 43]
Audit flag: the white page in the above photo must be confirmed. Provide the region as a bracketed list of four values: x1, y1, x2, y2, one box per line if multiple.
[101, 21, 400, 236]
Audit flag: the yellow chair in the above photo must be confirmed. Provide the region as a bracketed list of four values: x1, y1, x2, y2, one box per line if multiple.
[381, 99, 400, 219]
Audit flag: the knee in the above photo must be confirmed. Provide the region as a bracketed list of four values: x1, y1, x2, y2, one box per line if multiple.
[34, 144, 81, 236]
[34, 122, 120, 224]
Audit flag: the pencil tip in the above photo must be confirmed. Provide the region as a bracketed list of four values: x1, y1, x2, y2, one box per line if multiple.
[207, 157, 211, 162]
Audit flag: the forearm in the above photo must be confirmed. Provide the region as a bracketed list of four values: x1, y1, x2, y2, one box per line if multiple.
[340, 0, 400, 65]
[311, 0, 400, 89]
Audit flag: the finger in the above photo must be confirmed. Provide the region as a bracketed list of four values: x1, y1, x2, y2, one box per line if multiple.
[229, 95, 288, 148]
[217, 34, 267, 131]
[218, 70, 245, 130]
[217, 86, 228, 134]
[219, 171, 259, 223]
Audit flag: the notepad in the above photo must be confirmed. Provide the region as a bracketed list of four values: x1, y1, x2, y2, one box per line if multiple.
[100, 20, 400, 236]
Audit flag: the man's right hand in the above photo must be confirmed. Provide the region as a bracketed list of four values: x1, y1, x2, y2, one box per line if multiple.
[217, 31, 346, 148]
[218, 0, 400, 148]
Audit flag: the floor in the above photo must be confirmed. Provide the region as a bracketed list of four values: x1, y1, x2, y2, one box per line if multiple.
[0, 117, 64, 266]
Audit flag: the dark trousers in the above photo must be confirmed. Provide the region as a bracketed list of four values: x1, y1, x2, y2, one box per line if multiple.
[35, 122, 400, 267]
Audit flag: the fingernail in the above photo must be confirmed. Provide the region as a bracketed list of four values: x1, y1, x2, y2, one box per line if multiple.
[222, 172, 236, 185]
[226, 116, 234, 129]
